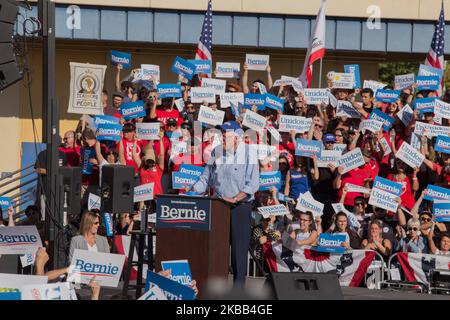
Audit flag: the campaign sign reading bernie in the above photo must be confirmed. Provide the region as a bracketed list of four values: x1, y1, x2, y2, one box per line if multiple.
[375, 89, 401, 103]
[373, 176, 402, 197]
[0, 196, 10, 219]
[0, 226, 42, 255]
[257, 204, 289, 218]
[188, 59, 212, 75]
[161, 260, 193, 286]
[433, 202, 450, 222]
[415, 75, 441, 91]
[259, 171, 281, 191]
[434, 99, 450, 120]
[244, 94, 266, 110]
[96, 123, 122, 142]
[369, 188, 399, 212]
[245, 54, 269, 71]
[295, 138, 323, 158]
[120, 101, 146, 120]
[265, 94, 284, 112]
[110, 50, 131, 69]
[171, 56, 196, 80]
[313, 233, 346, 254]
[296, 191, 324, 218]
[424, 184, 450, 202]
[134, 183, 154, 202]
[136, 122, 160, 140]
[395, 142, 425, 169]
[156, 196, 211, 231]
[435, 135, 450, 154]
[242, 109, 267, 131]
[413, 97, 436, 114]
[303, 89, 330, 105]
[157, 84, 182, 99]
[215, 62, 240, 78]
[278, 115, 312, 133]
[369, 109, 395, 131]
[337, 148, 365, 174]
[145, 271, 196, 300]
[67, 249, 125, 288]
[93, 115, 119, 129]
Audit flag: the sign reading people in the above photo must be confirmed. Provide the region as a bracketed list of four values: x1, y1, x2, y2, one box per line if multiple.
[337, 148, 365, 174]
[395, 142, 425, 169]
[245, 54, 269, 71]
[110, 50, 131, 69]
[0, 226, 42, 255]
[67, 250, 125, 287]
[215, 62, 240, 78]
[161, 260, 193, 286]
[68, 62, 107, 115]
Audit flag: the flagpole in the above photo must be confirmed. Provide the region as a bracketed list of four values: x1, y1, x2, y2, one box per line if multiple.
[319, 58, 323, 88]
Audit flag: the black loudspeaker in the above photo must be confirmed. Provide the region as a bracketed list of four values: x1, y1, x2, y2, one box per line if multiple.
[59, 167, 82, 217]
[101, 165, 135, 214]
[0, 0, 22, 91]
[266, 272, 344, 300]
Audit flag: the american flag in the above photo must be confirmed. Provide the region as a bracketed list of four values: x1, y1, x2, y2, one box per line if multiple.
[425, 2, 445, 74]
[195, 0, 213, 62]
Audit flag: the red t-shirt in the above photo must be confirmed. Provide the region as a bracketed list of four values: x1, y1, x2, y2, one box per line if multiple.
[140, 165, 163, 196]
[117, 138, 141, 173]
[338, 161, 378, 206]
[155, 109, 182, 127]
[59, 145, 80, 167]
[387, 174, 415, 210]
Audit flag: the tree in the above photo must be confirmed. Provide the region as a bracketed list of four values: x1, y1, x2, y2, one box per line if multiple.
[378, 62, 419, 86]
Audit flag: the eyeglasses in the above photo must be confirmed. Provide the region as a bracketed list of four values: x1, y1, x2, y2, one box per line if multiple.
[325, 141, 335, 145]
[407, 227, 418, 231]
[420, 217, 432, 222]
[355, 202, 365, 207]
[315, 124, 323, 129]
[93, 221, 100, 225]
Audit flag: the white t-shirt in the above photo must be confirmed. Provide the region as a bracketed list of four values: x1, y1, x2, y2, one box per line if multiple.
[434, 249, 450, 256]
[87, 243, 98, 252]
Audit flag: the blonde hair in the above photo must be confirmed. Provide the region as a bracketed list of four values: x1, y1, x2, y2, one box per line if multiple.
[407, 218, 420, 229]
[79, 211, 100, 236]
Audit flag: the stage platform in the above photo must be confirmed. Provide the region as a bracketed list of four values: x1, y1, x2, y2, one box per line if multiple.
[93, 276, 450, 300]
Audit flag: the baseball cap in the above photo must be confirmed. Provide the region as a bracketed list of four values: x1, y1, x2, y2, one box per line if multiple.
[323, 133, 336, 143]
[112, 92, 125, 99]
[142, 149, 156, 162]
[220, 121, 244, 136]
[166, 118, 178, 127]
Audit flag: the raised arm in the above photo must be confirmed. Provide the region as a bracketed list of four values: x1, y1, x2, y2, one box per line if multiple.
[266, 65, 273, 90]
[410, 189, 427, 219]
[157, 131, 165, 171]
[242, 63, 250, 94]
[115, 64, 123, 92]
[95, 141, 105, 164]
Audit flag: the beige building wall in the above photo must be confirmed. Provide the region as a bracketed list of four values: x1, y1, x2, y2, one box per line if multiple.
[31, 0, 450, 21]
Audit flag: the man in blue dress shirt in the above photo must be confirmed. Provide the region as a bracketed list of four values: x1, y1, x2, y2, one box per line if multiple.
[190, 121, 260, 284]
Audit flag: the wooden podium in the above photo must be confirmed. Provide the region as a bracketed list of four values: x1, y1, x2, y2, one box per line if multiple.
[154, 194, 231, 299]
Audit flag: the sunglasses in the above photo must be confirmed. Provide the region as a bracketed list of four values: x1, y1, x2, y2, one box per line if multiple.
[420, 217, 432, 222]
[407, 227, 418, 231]
[315, 124, 323, 129]
[355, 202, 365, 207]
[335, 134, 343, 137]
[93, 221, 100, 225]
[325, 141, 335, 144]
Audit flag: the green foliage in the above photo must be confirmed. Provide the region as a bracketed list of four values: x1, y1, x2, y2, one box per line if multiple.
[378, 62, 419, 86]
